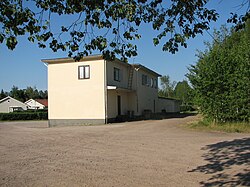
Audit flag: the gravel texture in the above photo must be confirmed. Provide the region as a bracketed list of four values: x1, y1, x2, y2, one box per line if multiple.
[0, 116, 249, 187]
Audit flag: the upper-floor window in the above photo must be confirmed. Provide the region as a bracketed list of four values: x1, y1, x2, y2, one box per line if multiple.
[114, 67, 121, 81]
[151, 78, 154, 87]
[154, 79, 158, 89]
[142, 74, 148, 86]
[78, 65, 90, 79]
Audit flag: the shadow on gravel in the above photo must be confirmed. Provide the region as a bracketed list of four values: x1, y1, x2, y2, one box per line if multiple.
[189, 138, 250, 186]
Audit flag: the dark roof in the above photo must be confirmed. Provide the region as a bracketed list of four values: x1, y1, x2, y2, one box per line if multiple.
[0, 96, 10, 103]
[41, 54, 103, 64]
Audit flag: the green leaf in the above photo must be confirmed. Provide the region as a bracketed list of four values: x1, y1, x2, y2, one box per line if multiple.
[0, 34, 4, 43]
[6, 36, 18, 50]
[153, 38, 159, 46]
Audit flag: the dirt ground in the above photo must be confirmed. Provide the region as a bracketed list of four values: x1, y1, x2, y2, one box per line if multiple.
[0, 115, 249, 187]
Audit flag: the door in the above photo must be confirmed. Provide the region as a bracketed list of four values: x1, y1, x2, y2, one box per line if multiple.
[117, 95, 121, 116]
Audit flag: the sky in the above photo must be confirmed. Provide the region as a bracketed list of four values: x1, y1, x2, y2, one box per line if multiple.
[0, 0, 247, 91]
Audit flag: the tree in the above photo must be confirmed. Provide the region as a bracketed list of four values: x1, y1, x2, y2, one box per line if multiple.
[158, 75, 176, 98]
[174, 80, 193, 105]
[1, 0, 248, 61]
[0, 87, 48, 101]
[9, 86, 26, 102]
[39, 90, 48, 99]
[187, 22, 250, 123]
[25, 86, 40, 100]
[0, 89, 8, 100]
[0, 0, 235, 61]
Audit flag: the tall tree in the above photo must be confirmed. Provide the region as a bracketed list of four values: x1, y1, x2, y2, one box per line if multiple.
[1, 0, 248, 60]
[9, 86, 26, 102]
[174, 80, 193, 105]
[0, 87, 48, 101]
[39, 90, 48, 99]
[187, 22, 250, 122]
[0, 89, 8, 100]
[25, 86, 40, 100]
[158, 75, 176, 98]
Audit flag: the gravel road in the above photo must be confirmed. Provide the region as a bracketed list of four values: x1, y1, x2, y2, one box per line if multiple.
[0, 116, 249, 187]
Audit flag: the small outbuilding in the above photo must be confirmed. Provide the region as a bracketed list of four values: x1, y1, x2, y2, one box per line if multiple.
[158, 97, 181, 113]
[0, 96, 28, 113]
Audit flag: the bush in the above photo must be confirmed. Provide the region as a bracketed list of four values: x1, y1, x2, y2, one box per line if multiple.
[0, 112, 48, 121]
[187, 24, 250, 123]
[180, 105, 196, 112]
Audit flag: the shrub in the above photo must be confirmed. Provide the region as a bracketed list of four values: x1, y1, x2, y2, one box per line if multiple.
[187, 24, 250, 122]
[180, 105, 196, 112]
[0, 112, 48, 121]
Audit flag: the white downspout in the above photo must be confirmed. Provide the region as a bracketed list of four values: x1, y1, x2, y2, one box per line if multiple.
[104, 60, 108, 124]
[43, 62, 50, 127]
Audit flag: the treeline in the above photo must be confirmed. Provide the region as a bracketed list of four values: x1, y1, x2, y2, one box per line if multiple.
[0, 86, 48, 102]
[158, 75, 193, 106]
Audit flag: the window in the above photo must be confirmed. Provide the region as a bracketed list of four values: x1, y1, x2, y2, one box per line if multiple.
[154, 79, 158, 89]
[142, 74, 148, 86]
[78, 65, 90, 79]
[151, 78, 154, 87]
[114, 67, 121, 81]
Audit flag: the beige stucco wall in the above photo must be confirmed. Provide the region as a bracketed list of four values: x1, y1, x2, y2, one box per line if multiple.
[47, 56, 179, 122]
[107, 90, 131, 118]
[106, 60, 130, 89]
[48, 59, 105, 120]
[108, 91, 137, 119]
[135, 69, 159, 115]
[106, 60, 136, 118]
[106, 64, 160, 117]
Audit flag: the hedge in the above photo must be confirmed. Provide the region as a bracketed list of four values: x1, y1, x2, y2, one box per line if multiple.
[14, 109, 48, 113]
[0, 112, 48, 121]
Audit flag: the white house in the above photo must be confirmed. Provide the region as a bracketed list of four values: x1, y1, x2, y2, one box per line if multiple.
[25, 99, 48, 110]
[42, 55, 180, 126]
[0, 96, 28, 113]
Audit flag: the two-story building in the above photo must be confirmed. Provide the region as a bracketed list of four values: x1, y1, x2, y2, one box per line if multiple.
[42, 55, 180, 126]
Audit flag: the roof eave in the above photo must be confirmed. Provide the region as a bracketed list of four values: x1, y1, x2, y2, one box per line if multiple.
[41, 55, 104, 64]
[133, 64, 161, 77]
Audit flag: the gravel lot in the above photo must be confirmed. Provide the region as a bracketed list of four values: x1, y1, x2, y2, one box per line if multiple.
[0, 116, 249, 187]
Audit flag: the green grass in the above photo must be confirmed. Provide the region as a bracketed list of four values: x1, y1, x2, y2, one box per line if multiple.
[188, 119, 250, 133]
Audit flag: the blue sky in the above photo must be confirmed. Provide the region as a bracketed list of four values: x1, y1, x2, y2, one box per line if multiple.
[0, 0, 247, 91]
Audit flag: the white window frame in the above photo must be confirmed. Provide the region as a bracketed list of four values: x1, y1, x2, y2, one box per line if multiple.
[154, 79, 158, 89]
[78, 65, 90, 79]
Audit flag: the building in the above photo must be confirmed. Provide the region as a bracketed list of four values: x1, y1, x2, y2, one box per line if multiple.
[25, 99, 48, 110]
[0, 96, 28, 113]
[42, 55, 180, 126]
